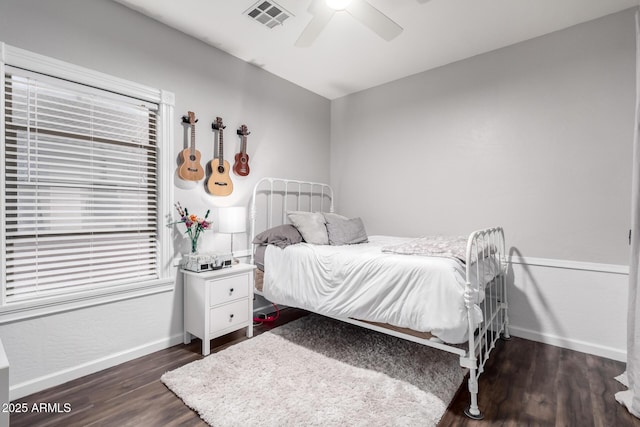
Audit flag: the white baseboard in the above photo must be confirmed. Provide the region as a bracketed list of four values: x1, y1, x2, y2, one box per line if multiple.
[9, 333, 184, 400]
[509, 325, 626, 362]
[509, 255, 629, 275]
[506, 257, 628, 363]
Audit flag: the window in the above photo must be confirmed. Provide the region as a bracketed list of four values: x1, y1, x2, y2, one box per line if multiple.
[0, 43, 174, 316]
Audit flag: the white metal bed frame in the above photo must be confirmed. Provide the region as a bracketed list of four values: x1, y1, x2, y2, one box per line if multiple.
[250, 177, 510, 419]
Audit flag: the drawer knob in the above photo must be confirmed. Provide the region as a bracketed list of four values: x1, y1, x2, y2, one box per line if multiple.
[229, 288, 234, 294]
[229, 313, 234, 321]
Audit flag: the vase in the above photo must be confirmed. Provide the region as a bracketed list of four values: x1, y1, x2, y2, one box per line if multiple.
[191, 237, 199, 253]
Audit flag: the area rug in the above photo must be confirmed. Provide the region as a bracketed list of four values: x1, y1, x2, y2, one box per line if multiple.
[161, 315, 464, 426]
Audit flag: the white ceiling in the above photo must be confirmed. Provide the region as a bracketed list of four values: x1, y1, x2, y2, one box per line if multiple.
[114, 0, 638, 100]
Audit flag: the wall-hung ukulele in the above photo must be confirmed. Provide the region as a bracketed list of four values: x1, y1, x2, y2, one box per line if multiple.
[207, 116, 233, 196]
[233, 124, 251, 177]
[178, 111, 205, 181]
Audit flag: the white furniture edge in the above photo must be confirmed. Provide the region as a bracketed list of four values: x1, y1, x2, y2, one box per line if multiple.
[0, 339, 8, 427]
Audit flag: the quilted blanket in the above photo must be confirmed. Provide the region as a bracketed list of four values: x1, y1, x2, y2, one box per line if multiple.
[381, 235, 492, 264]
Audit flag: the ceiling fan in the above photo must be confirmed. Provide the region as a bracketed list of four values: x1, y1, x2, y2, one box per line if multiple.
[295, 0, 427, 47]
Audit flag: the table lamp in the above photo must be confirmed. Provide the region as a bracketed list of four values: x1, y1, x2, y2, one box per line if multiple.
[218, 207, 247, 261]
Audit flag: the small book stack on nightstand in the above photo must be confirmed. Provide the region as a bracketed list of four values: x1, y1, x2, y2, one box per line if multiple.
[181, 263, 256, 356]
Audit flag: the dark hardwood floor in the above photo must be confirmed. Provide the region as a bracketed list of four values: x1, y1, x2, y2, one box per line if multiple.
[439, 336, 640, 427]
[9, 309, 640, 427]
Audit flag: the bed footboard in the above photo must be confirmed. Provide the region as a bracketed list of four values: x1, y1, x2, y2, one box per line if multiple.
[462, 227, 509, 419]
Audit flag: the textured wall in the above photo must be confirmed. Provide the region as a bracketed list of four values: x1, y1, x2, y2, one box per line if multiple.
[330, 9, 634, 265]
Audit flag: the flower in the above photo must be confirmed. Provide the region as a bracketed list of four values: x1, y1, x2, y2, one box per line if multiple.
[173, 202, 211, 253]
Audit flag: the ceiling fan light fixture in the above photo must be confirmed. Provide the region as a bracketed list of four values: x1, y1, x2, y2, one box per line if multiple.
[325, 0, 352, 11]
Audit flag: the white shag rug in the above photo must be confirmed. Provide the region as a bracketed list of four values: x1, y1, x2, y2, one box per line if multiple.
[161, 315, 464, 426]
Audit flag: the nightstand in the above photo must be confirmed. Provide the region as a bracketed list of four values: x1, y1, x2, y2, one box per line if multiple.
[182, 263, 256, 356]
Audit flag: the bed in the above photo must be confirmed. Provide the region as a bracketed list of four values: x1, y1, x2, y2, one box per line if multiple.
[250, 177, 510, 419]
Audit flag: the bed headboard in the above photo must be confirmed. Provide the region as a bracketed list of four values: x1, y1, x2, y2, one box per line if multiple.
[250, 177, 334, 261]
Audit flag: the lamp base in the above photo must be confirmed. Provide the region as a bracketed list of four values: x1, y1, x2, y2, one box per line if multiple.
[230, 234, 242, 265]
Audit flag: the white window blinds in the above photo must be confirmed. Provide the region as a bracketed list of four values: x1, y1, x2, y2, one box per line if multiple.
[3, 66, 160, 304]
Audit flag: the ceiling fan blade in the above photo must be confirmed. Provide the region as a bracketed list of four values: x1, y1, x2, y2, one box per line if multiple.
[295, 1, 335, 47]
[345, 0, 403, 41]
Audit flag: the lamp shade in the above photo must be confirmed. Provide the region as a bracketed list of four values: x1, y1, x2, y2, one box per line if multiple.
[218, 207, 247, 234]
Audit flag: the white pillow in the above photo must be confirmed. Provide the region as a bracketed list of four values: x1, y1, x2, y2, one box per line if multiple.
[287, 211, 329, 245]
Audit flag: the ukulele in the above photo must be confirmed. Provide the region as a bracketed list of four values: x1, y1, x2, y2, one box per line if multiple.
[207, 117, 233, 196]
[233, 124, 251, 176]
[178, 111, 205, 181]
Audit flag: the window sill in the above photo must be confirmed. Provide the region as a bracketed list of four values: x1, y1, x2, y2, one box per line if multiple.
[0, 278, 175, 324]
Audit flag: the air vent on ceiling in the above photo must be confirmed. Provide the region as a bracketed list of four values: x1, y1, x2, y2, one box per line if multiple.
[245, 1, 293, 29]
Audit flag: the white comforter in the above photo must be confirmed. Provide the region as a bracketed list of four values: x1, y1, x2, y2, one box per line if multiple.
[263, 235, 499, 344]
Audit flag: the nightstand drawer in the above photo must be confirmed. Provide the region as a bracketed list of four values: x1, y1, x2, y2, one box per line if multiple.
[182, 263, 255, 355]
[210, 299, 249, 334]
[208, 274, 249, 307]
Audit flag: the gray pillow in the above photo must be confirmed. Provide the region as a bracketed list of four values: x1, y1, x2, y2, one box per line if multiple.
[252, 224, 303, 248]
[287, 211, 329, 245]
[323, 213, 368, 245]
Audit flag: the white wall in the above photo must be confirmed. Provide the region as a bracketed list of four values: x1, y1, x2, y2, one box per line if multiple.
[0, 0, 633, 401]
[508, 259, 628, 361]
[0, 0, 330, 398]
[330, 9, 635, 360]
